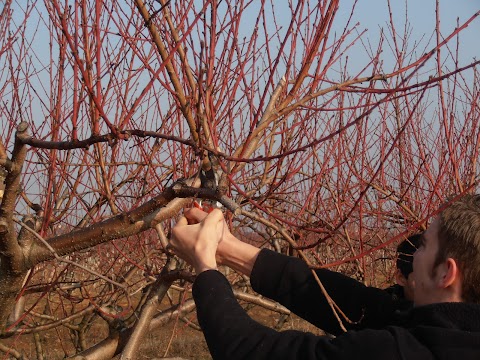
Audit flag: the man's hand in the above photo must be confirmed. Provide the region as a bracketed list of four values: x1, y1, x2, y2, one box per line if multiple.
[181, 207, 237, 266]
[171, 209, 227, 274]
[175, 207, 261, 277]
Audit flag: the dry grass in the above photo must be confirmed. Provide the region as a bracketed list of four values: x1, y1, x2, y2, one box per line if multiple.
[136, 302, 323, 359]
[1, 299, 322, 359]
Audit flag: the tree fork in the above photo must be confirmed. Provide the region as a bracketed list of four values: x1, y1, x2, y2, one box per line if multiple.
[0, 123, 31, 333]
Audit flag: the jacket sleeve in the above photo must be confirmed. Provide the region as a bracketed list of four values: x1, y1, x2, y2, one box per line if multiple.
[250, 249, 409, 335]
[192, 270, 401, 360]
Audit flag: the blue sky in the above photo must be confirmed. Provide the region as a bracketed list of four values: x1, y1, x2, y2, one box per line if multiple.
[231, 0, 479, 84]
[4, 0, 479, 132]
[339, 0, 479, 64]
[10, 1, 479, 83]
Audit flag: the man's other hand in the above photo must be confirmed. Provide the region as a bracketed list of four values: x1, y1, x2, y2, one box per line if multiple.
[171, 209, 226, 274]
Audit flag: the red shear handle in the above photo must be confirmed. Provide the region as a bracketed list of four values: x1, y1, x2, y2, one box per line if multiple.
[193, 200, 215, 213]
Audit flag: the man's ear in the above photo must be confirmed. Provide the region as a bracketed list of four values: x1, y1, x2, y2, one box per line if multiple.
[395, 269, 408, 287]
[437, 257, 459, 288]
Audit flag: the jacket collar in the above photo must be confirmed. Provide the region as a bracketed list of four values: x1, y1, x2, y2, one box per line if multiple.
[397, 302, 480, 331]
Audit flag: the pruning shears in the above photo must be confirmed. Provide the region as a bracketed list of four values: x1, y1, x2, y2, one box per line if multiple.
[193, 199, 215, 213]
[194, 152, 222, 213]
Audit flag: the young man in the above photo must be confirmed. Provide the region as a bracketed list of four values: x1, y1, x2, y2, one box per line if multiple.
[170, 194, 480, 359]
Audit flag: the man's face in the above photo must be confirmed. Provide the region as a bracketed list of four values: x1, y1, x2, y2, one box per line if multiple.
[411, 217, 441, 306]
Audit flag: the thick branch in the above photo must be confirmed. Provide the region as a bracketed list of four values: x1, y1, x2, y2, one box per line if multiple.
[20, 130, 195, 150]
[231, 76, 287, 173]
[0, 122, 29, 249]
[121, 270, 174, 359]
[70, 299, 197, 360]
[134, 0, 200, 145]
[0, 140, 7, 160]
[26, 178, 200, 266]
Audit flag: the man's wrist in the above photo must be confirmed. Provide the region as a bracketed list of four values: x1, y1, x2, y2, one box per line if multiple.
[195, 260, 218, 274]
[216, 233, 236, 266]
[195, 266, 218, 274]
[215, 235, 261, 277]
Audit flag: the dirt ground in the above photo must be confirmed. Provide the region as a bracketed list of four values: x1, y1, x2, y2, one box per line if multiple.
[1, 301, 322, 360]
[136, 306, 323, 360]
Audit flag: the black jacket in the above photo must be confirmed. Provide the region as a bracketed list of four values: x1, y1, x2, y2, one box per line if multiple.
[192, 249, 480, 359]
[250, 249, 413, 335]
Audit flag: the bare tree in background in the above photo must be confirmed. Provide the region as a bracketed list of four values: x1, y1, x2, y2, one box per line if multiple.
[0, 0, 479, 358]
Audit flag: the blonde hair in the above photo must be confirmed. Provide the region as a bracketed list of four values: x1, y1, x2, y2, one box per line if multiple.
[435, 194, 480, 303]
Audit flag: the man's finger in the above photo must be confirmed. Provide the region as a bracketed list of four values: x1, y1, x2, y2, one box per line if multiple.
[202, 208, 224, 227]
[176, 216, 189, 227]
[185, 207, 208, 223]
